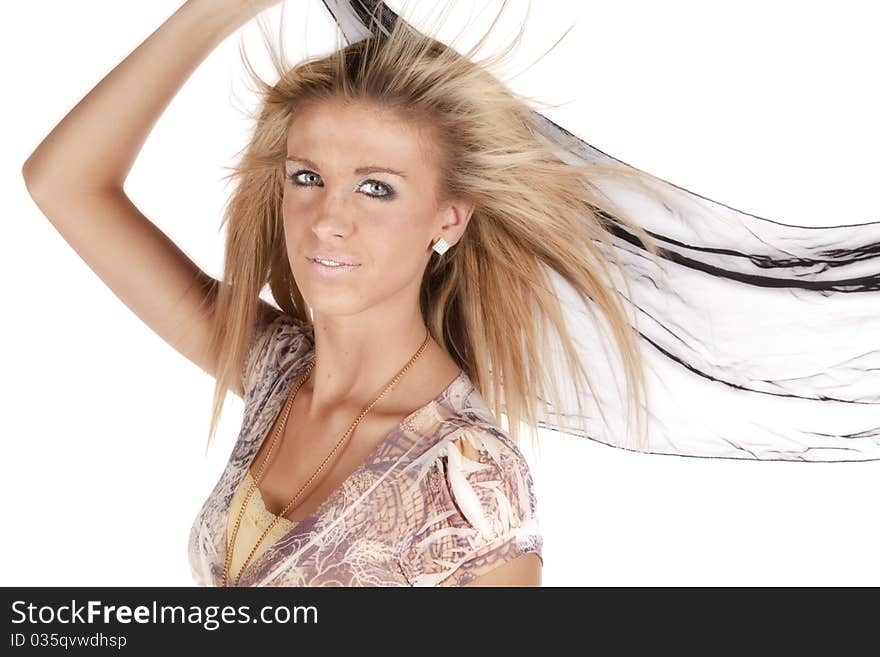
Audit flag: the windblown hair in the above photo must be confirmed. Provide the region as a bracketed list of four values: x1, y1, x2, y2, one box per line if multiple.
[203, 0, 665, 459]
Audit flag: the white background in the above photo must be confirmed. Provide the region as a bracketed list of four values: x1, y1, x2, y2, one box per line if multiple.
[3, 0, 878, 586]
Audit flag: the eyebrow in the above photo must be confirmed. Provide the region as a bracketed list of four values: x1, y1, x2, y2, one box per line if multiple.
[285, 156, 407, 179]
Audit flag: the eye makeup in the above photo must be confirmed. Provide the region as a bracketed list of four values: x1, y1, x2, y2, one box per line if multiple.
[286, 169, 397, 201]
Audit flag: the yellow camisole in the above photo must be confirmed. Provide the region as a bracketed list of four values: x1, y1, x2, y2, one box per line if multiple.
[225, 468, 299, 583]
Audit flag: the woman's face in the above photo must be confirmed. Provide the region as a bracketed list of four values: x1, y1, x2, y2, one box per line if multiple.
[282, 97, 467, 319]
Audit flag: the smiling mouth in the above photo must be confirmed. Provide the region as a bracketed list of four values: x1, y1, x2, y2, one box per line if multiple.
[308, 257, 362, 275]
[310, 257, 358, 267]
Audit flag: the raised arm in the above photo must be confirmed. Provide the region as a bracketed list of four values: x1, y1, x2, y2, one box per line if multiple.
[21, 0, 281, 395]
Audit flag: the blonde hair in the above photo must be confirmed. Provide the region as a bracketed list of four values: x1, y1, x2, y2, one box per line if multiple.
[203, 0, 665, 459]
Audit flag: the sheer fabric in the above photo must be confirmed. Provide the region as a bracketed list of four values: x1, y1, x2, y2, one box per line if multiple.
[316, 0, 880, 462]
[192, 0, 880, 589]
[188, 308, 543, 586]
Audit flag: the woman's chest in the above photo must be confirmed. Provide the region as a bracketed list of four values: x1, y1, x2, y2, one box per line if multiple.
[250, 400, 419, 524]
[219, 463, 419, 587]
[189, 383, 457, 587]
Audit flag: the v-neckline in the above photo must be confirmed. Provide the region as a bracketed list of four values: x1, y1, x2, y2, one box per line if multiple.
[225, 360, 466, 583]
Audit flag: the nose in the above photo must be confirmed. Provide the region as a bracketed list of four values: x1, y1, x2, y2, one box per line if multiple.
[311, 192, 355, 240]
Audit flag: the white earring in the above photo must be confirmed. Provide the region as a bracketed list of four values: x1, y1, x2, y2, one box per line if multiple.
[432, 237, 451, 255]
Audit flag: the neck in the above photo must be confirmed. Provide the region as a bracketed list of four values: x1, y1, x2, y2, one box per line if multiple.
[302, 303, 436, 418]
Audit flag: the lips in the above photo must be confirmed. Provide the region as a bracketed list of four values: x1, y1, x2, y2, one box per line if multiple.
[307, 253, 360, 266]
[309, 260, 359, 278]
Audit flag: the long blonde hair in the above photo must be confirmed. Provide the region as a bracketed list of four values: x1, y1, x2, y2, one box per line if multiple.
[204, 0, 664, 458]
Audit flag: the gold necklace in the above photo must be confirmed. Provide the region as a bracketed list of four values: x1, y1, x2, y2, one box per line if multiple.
[221, 326, 431, 587]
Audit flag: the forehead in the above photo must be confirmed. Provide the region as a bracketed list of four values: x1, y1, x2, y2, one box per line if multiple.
[287, 100, 430, 163]
[285, 98, 437, 173]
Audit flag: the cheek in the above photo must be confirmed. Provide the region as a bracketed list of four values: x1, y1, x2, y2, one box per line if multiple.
[280, 196, 315, 253]
[281, 193, 304, 228]
[370, 207, 433, 264]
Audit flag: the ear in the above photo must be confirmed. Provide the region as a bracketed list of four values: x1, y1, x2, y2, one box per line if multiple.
[432, 197, 476, 248]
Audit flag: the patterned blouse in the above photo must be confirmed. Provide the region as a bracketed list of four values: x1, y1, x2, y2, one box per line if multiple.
[188, 307, 543, 586]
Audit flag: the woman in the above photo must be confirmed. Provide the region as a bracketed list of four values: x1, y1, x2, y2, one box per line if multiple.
[24, 0, 554, 587]
[22, 0, 880, 586]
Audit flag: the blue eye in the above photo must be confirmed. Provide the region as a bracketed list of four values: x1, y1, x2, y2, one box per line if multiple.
[360, 180, 394, 198]
[290, 170, 321, 186]
[287, 170, 395, 201]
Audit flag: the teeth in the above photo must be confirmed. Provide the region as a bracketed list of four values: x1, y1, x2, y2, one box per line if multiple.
[315, 258, 350, 267]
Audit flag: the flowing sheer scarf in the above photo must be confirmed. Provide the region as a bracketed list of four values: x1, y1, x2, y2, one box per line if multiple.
[315, 0, 879, 462]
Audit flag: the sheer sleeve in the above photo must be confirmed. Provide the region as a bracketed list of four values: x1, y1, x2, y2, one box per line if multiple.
[240, 305, 312, 404]
[399, 425, 544, 587]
